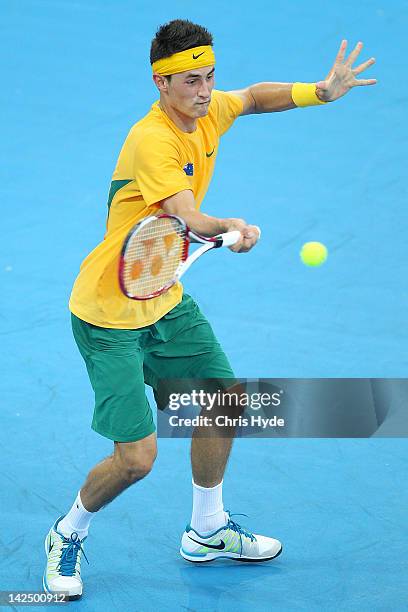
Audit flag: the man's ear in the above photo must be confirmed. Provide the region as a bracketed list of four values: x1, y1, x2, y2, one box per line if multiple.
[153, 74, 169, 93]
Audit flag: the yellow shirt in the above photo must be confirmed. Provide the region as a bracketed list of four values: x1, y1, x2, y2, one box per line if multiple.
[69, 89, 243, 328]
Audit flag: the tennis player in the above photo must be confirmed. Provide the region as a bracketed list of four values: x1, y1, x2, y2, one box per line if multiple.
[43, 20, 376, 598]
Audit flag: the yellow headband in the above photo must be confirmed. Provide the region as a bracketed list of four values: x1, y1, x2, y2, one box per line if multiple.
[152, 45, 216, 76]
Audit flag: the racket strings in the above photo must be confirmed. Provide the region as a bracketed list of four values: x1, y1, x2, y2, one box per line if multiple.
[122, 218, 186, 298]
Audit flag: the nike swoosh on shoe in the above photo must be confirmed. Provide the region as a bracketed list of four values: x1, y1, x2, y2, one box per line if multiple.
[188, 536, 225, 550]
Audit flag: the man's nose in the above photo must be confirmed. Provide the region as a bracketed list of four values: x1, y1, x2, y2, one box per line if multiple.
[198, 80, 211, 98]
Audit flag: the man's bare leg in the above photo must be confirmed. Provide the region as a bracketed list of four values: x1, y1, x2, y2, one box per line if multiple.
[80, 433, 157, 512]
[183, 425, 282, 562]
[44, 433, 157, 597]
[189, 421, 235, 535]
[191, 431, 233, 487]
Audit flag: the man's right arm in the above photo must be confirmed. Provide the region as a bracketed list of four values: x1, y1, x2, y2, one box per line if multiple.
[160, 190, 259, 253]
[132, 132, 258, 250]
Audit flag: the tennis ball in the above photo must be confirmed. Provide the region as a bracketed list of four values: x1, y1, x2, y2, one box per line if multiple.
[300, 242, 328, 267]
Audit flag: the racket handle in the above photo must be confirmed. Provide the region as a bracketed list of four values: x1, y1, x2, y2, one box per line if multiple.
[220, 230, 242, 247]
[217, 227, 260, 247]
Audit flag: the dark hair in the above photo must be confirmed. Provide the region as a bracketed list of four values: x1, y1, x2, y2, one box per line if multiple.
[150, 19, 213, 66]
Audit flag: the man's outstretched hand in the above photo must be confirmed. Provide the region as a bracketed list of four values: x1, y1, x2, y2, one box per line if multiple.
[316, 40, 377, 102]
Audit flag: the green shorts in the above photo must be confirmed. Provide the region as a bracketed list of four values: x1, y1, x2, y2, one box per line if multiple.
[71, 294, 235, 442]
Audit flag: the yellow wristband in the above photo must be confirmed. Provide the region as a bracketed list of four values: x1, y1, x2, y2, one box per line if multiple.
[291, 82, 327, 107]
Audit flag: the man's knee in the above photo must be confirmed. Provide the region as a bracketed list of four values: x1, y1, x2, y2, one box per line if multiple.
[113, 433, 157, 484]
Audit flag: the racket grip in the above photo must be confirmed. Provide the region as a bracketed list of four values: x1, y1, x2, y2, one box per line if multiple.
[221, 230, 242, 247]
[254, 225, 261, 239]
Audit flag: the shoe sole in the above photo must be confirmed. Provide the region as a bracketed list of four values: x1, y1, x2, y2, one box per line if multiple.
[180, 544, 283, 563]
[42, 529, 83, 600]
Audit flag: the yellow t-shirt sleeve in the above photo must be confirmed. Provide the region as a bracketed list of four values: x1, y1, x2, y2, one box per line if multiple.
[133, 131, 192, 206]
[211, 89, 244, 136]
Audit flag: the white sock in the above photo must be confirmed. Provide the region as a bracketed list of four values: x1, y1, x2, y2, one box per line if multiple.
[190, 480, 228, 535]
[58, 491, 94, 539]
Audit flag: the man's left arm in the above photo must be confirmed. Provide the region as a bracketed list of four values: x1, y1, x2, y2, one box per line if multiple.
[230, 40, 377, 115]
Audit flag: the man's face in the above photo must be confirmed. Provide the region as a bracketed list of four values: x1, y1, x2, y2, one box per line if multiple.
[164, 65, 215, 119]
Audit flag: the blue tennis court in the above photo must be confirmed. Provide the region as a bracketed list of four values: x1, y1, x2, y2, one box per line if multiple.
[1, 0, 407, 609]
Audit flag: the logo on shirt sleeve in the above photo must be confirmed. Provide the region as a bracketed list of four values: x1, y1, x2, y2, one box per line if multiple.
[183, 162, 194, 176]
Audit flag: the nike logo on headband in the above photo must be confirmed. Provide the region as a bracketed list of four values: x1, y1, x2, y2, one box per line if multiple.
[193, 51, 205, 59]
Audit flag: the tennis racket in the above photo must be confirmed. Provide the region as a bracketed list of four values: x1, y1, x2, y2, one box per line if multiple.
[119, 213, 244, 300]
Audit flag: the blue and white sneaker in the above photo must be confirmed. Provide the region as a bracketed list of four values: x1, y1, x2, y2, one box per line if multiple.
[43, 516, 88, 600]
[180, 511, 282, 563]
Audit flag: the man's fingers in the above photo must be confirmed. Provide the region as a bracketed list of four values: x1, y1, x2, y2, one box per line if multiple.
[231, 235, 257, 253]
[353, 57, 376, 75]
[334, 39, 347, 65]
[243, 226, 261, 239]
[345, 41, 363, 66]
[353, 78, 377, 86]
[228, 233, 245, 252]
[229, 224, 260, 252]
[240, 239, 254, 253]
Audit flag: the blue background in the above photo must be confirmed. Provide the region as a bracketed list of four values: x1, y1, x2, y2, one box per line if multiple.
[1, 1, 407, 610]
